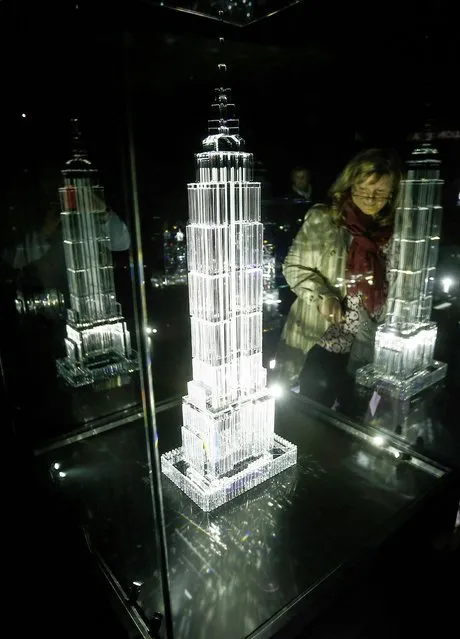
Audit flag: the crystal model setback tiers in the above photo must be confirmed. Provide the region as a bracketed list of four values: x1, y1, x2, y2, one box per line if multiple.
[356, 141, 447, 400]
[56, 122, 138, 387]
[161, 88, 296, 511]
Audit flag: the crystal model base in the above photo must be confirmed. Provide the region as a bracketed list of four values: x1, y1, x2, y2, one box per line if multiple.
[56, 351, 138, 387]
[58, 315, 138, 387]
[161, 433, 297, 512]
[356, 360, 447, 401]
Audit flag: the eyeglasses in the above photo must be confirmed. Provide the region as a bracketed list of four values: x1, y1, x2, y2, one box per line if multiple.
[352, 189, 391, 203]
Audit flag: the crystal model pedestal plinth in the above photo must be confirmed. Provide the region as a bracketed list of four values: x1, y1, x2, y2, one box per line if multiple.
[356, 360, 447, 401]
[56, 317, 138, 387]
[162, 395, 297, 512]
[357, 321, 447, 400]
[356, 320, 447, 429]
[356, 357, 446, 437]
[162, 435, 297, 512]
[161, 85, 296, 511]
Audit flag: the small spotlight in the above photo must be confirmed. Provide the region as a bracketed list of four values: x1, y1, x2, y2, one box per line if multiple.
[269, 359, 276, 370]
[441, 276, 453, 294]
[21, 113, 26, 118]
[269, 383, 283, 399]
[58, 471, 66, 478]
[372, 435, 385, 447]
[146, 327, 158, 335]
[53, 462, 61, 470]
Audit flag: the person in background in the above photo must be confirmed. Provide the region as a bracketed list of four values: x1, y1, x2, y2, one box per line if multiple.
[288, 166, 313, 205]
[275, 148, 403, 410]
[275, 165, 314, 264]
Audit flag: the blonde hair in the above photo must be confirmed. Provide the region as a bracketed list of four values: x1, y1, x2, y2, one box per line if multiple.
[328, 148, 403, 227]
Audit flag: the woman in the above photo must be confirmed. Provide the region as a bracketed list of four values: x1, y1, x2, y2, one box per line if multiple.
[276, 148, 403, 408]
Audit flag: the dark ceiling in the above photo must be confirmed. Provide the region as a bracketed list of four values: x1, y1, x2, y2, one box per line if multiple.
[1, 0, 458, 188]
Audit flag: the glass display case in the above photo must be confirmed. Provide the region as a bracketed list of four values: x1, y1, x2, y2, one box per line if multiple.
[2, 3, 459, 638]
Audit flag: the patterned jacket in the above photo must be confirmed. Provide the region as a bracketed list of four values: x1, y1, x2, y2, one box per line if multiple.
[276, 203, 396, 383]
[276, 204, 350, 382]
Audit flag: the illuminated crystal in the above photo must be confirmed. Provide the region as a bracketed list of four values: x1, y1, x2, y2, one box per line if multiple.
[356, 140, 447, 399]
[161, 87, 296, 511]
[56, 120, 137, 386]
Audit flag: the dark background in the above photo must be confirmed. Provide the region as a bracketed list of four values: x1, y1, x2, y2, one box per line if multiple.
[1, 2, 459, 637]
[1, 0, 459, 218]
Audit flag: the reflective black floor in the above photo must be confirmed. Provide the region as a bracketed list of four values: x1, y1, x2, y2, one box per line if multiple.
[38, 395, 459, 639]
[5, 283, 460, 637]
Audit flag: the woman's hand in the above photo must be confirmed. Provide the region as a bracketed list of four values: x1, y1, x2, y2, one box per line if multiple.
[318, 296, 343, 324]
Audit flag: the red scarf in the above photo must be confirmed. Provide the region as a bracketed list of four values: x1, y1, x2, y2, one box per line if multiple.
[343, 198, 393, 314]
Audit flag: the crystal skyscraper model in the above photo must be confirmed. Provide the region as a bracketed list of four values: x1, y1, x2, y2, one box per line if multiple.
[56, 123, 137, 387]
[356, 141, 447, 399]
[161, 87, 297, 511]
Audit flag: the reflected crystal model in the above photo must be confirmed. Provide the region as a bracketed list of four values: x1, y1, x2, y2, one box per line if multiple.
[263, 238, 277, 301]
[151, 226, 187, 288]
[262, 237, 282, 330]
[164, 226, 187, 285]
[356, 141, 447, 399]
[56, 122, 137, 386]
[161, 85, 297, 511]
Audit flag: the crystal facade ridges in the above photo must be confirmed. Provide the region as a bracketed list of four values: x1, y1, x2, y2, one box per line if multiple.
[356, 141, 448, 398]
[56, 122, 137, 386]
[161, 89, 296, 511]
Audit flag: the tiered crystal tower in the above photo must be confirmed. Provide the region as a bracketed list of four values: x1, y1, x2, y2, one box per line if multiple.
[356, 141, 447, 398]
[56, 121, 137, 386]
[161, 85, 297, 511]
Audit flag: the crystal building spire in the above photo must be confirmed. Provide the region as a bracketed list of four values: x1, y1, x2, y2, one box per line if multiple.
[356, 138, 447, 399]
[56, 120, 137, 386]
[161, 77, 297, 512]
